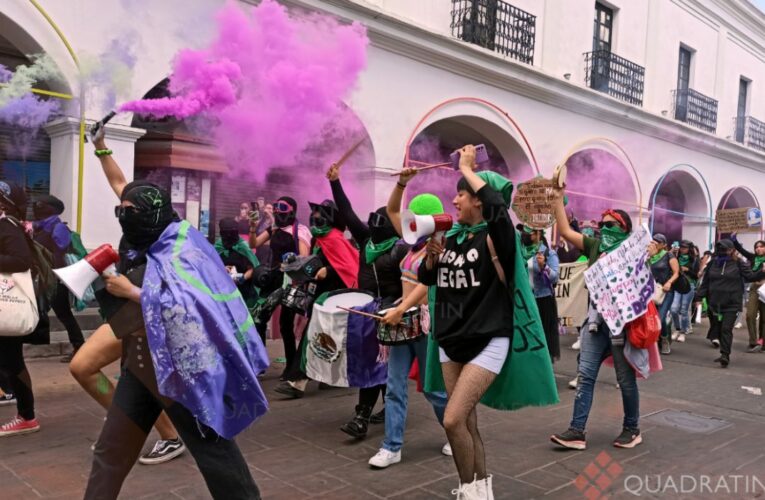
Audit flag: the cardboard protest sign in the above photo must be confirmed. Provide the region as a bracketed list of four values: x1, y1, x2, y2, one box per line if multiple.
[583, 227, 654, 336]
[555, 262, 588, 328]
[512, 177, 556, 229]
[716, 208, 762, 233]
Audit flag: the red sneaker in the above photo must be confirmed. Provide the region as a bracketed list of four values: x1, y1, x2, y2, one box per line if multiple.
[0, 415, 40, 437]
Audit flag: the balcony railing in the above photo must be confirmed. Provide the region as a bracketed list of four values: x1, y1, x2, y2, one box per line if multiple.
[584, 50, 645, 106]
[451, 0, 536, 65]
[672, 88, 718, 133]
[734, 116, 765, 152]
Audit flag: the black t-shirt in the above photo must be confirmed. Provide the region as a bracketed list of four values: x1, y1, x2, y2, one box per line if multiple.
[0, 218, 32, 273]
[419, 184, 515, 363]
[219, 248, 256, 300]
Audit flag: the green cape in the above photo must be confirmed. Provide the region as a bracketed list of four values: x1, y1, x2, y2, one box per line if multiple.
[424, 230, 560, 410]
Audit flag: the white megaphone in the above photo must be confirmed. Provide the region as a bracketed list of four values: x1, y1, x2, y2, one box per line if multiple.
[401, 211, 454, 244]
[54, 244, 120, 300]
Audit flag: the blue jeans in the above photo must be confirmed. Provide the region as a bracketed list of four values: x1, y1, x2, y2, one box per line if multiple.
[570, 322, 640, 432]
[658, 289, 675, 341]
[382, 335, 447, 452]
[671, 285, 695, 333]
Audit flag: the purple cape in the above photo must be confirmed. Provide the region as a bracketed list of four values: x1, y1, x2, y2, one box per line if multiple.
[142, 221, 269, 439]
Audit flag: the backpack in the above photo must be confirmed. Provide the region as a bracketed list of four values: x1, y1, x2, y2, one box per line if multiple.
[627, 301, 661, 349]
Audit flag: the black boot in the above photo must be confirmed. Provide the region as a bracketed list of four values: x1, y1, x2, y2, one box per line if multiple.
[370, 408, 385, 425]
[340, 405, 372, 439]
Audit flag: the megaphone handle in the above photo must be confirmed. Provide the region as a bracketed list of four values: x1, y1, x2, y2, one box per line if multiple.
[102, 264, 118, 278]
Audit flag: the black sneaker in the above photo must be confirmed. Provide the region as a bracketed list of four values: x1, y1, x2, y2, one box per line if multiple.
[550, 428, 586, 450]
[370, 408, 385, 425]
[274, 381, 304, 399]
[138, 438, 186, 465]
[613, 428, 642, 449]
[0, 393, 15, 407]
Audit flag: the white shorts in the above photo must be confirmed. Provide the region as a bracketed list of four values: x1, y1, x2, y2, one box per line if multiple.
[439, 337, 510, 374]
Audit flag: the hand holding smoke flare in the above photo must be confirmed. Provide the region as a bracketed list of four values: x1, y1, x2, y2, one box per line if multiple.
[88, 111, 117, 144]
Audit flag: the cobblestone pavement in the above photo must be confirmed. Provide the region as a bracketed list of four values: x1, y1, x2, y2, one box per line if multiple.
[2, 323, 765, 499]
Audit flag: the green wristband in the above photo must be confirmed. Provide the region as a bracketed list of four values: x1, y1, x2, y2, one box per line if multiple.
[94, 149, 113, 157]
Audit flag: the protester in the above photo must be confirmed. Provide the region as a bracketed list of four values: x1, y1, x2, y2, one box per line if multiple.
[550, 191, 644, 450]
[274, 199, 358, 399]
[368, 170, 449, 468]
[648, 233, 680, 355]
[731, 234, 765, 352]
[250, 196, 311, 380]
[235, 201, 253, 237]
[69, 324, 187, 465]
[0, 181, 40, 437]
[216, 217, 260, 308]
[85, 128, 266, 499]
[31, 195, 86, 363]
[327, 163, 409, 439]
[670, 240, 699, 344]
[420, 145, 558, 498]
[520, 224, 561, 362]
[695, 239, 764, 367]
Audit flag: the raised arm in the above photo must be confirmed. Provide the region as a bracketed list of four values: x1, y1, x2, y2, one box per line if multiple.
[386, 168, 418, 237]
[731, 234, 755, 261]
[553, 192, 584, 251]
[92, 126, 128, 199]
[327, 165, 370, 243]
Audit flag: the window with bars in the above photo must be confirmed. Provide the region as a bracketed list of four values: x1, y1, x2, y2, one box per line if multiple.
[451, 0, 536, 65]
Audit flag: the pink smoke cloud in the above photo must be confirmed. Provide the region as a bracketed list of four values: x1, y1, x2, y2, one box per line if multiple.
[119, 0, 368, 181]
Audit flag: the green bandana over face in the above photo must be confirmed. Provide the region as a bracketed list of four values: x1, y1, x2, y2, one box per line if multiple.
[446, 221, 488, 244]
[310, 225, 331, 237]
[598, 225, 629, 254]
[754, 255, 765, 272]
[521, 242, 540, 261]
[678, 254, 690, 267]
[365, 236, 398, 264]
[649, 249, 667, 265]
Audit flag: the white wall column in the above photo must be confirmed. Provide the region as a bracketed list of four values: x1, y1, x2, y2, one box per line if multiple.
[46, 118, 145, 249]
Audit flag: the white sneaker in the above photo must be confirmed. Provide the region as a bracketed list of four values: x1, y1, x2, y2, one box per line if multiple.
[460, 479, 482, 500]
[368, 448, 401, 469]
[712, 339, 720, 348]
[571, 339, 581, 350]
[735, 322, 743, 329]
[677, 333, 686, 343]
[671, 331, 680, 341]
[568, 377, 578, 389]
[441, 442, 452, 456]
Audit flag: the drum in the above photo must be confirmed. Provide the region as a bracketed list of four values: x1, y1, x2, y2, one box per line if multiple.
[281, 283, 316, 315]
[376, 307, 423, 345]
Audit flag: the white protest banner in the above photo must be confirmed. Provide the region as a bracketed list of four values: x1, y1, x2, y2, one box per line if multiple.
[583, 227, 655, 335]
[555, 262, 588, 328]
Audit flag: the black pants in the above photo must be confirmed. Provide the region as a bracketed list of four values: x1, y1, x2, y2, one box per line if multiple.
[85, 368, 260, 500]
[280, 307, 298, 373]
[51, 282, 84, 348]
[707, 310, 737, 357]
[359, 384, 386, 409]
[0, 337, 34, 419]
[536, 295, 560, 362]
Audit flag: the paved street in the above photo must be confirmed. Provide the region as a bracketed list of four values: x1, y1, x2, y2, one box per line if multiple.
[2, 323, 765, 499]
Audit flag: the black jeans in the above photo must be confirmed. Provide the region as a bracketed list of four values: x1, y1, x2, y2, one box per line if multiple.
[0, 337, 34, 419]
[707, 310, 737, 357]
[51, 282, 85, 348]
[280, 307, 298, 373]
[85, 368, 260, 500]
[359, 384, 386, 410]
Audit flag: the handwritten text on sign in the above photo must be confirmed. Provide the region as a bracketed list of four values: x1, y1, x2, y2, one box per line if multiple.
[716, 207, 762, 234]
[511, 177, 556, 230]
[583, 227, 654, 336]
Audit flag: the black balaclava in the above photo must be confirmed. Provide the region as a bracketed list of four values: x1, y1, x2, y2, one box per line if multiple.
[219, 217, 240, 248]
[33, 194, 65, 220]
[0, 181, 27, 220]
[309, 200, 345, 231]
[117, 181, 175, 266]
[368, 206, 397, 244]
[274, 196, 297, 228]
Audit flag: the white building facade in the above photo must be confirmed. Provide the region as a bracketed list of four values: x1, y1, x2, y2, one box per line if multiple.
[2, 0, 765, 249]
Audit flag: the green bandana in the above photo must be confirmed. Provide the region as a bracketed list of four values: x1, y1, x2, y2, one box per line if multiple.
[310, 225, 331, 237]
[754, 256, 765, 272]
[649, 249, 667, 266]
[598, 225, 629, 254]
[446, 221, 488, 244]
[365, 236, 398, 264]
[476, 171, 513, 206]
[214, 238, 260, 269]
[521, 242, 540, 262]
[678, 254, 690, 267]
